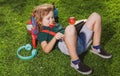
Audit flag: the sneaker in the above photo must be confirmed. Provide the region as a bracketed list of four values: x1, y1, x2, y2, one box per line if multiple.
[71, 61, 92, 75]
[91, 46, 112, 59]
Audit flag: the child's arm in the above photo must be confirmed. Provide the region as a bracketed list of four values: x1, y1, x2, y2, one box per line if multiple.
[41, 32, 64, 53]
[41, 37, 56, 53]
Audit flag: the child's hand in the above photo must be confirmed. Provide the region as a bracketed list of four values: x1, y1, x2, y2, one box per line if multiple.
[54, 32, 64, 40]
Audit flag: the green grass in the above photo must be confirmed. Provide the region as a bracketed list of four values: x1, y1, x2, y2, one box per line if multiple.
[0, 0, 120, 76]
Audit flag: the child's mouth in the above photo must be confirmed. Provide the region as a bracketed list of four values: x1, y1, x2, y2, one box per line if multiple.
[49, 23, 56, 28]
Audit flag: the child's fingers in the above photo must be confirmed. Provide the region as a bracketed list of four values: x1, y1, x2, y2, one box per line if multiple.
[55, 32, 64, 40]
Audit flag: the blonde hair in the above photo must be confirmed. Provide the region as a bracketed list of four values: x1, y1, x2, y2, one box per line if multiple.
[32, 4, 54, 31]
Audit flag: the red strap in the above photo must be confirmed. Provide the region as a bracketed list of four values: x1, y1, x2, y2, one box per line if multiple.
[31, 34, 37, 48]
[41, 30, 56, 36]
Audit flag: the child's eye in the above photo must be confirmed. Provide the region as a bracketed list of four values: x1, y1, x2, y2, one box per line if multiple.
[50, 17, 54, 19]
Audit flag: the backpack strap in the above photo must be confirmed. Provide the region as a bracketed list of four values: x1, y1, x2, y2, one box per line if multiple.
[26, 17, 37, 48]
[41, 30, 56, 36]
[31, 16, 38, 35]
[31, 16, 37, 27]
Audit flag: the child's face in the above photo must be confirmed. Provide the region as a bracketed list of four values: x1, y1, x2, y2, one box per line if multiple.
[42, 11, 55, 26]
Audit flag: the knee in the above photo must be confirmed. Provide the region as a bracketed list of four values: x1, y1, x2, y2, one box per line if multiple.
[65, 25, 76, 35]
[91, 12, 101, 20]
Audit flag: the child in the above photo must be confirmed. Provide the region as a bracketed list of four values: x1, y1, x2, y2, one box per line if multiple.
[32, 4, 112, 75]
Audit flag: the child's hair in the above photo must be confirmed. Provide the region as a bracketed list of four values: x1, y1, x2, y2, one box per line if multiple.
[32, 4, 54, 31]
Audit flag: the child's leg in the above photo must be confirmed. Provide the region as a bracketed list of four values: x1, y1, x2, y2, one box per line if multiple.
[64, 25, 79, 61]
[84, 12, 112, 58]
[84, 12, 101, 46]
[64, 25, 92, 75]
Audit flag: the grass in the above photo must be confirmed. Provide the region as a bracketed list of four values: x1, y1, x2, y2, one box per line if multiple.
[0, 0, 120, 76]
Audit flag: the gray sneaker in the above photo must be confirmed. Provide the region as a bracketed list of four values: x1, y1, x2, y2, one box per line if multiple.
[71, 61, 92, 75]
[91, 46, 112, 59]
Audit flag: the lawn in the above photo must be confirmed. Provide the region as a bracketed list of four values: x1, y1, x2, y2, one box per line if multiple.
[0, 0, 120, 76]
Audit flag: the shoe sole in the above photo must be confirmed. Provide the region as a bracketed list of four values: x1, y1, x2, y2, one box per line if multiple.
[70, 64, 92, 75]
[90, 50, 112, 59]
